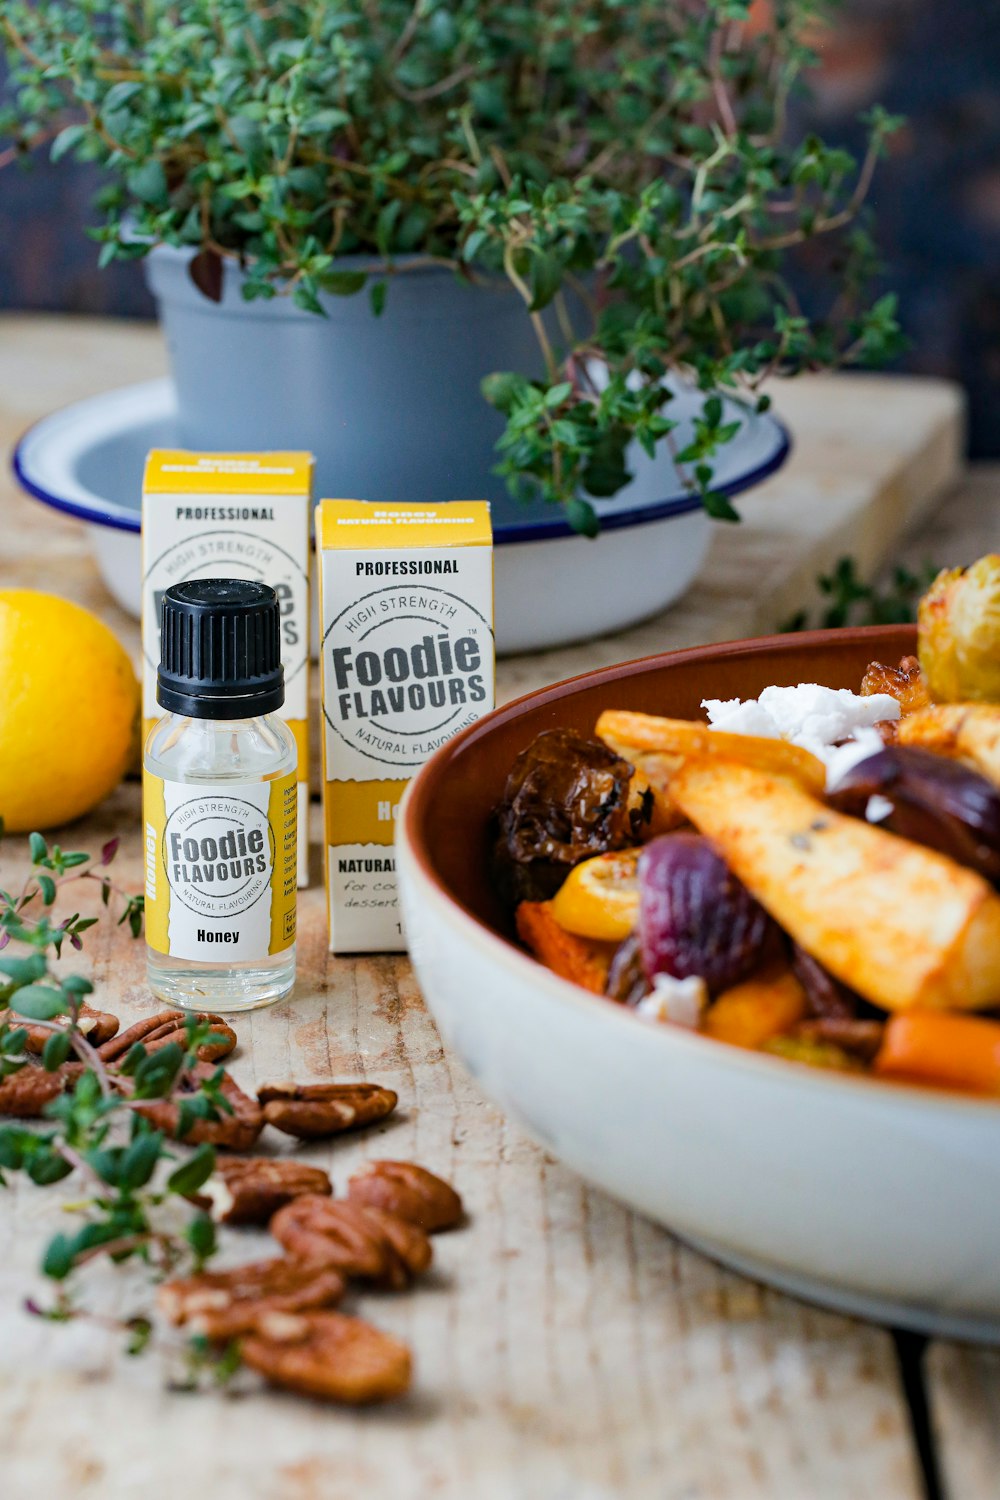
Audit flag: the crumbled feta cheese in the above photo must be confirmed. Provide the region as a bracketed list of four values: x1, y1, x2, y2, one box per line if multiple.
[702, 683, 899, 782]
[865, 793, 895, 824]
[635, 972, 708, 1029]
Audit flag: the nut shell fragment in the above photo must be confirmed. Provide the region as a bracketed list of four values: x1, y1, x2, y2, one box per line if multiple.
[99, 1010, 236, 1065]
[347, 1160, 464, 1233]
[158, 1256, 344, 1340]
[258, 1081, 397, 1140]
[270, 1195, 431, 1289]
[241, 1310, 412, 1404]
[132, 1064, 263, 1151]
[191, 1157, 332, 1225]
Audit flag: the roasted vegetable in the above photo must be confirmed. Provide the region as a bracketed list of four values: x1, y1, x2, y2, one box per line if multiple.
[595, 710, 827, 795]
[702, 964, 807, 1048]
[605, 932, 649, 1006]
[874, 1011, 1000, 1094]
[669, 757, 1000, 1012]
[897, 703, 1000, 787]
[492, 729, 635, 904]
[830, 744, 1000, 883]
[790, 943, 860, 1019]
[919, 556, 1000, 703]
[550, 849, 639, 942]
[515, 900, 615, 994]
[861, 655, 930, 717]
[638, 833, 773, 993]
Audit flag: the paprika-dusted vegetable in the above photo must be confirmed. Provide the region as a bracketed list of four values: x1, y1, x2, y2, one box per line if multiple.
[874, 1011, 1000, 1094]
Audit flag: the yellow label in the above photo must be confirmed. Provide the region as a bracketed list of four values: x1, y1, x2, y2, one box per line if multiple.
[317, 498, 493, 550]
[143, 770, 296, 960]
[143, 450, 314, 495]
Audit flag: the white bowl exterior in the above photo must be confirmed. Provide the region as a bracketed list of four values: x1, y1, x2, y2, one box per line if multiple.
[87, 502, 711, 655]
[397, 823, 1000, 1321]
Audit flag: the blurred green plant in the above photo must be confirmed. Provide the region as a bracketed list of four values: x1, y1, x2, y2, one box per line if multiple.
[1, 0, 903, 531]
[781, 557, 940, 632]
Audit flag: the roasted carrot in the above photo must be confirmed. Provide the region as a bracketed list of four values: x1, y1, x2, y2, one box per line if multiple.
[702, 964, 807, 1050]
[874, 1011, 1000, 1095]
[515, 901, 615, 995]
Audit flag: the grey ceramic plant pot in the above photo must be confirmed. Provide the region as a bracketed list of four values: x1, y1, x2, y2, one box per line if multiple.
[143, 245, 543, 509]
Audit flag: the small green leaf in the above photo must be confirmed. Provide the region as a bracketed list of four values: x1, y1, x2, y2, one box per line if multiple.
[481, 371, 530, 414]
[27, 1150, 72, 1187]
[50, 124, 87, 163]
[42, 1234, 76, 1281]
[37, 876, 56, 907]
[544, 382, 573, 409]
[10, 986, 68, 1022]
[126, 159, 168, 206]
[167, 1143, 217, 1197]
[369, 281, 387, 317]
[118, 1131, 164, 1191]
[28, 834, 47, 864]
[317, 271, 366, 297]
[528, 249, 562, 312]
[565, 496, 599, 538]
[62, 975, 94, 995]
[42, 1032, 72, 1071]
[186, 1212, 216, 1263]
[0, 954, 47, 985]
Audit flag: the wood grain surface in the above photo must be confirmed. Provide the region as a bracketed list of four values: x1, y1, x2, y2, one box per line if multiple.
[0, 313, 996, 1500]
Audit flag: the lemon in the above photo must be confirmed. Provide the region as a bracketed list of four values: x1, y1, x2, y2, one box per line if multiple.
[0, 590, 139, 832]
[550, 849, 641, 943]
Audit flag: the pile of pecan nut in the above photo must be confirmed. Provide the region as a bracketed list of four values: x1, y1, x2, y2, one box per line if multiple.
[1, 1008, 464, 1405]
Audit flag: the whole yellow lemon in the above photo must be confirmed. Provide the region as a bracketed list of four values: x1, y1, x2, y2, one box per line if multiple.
[0, 590, 139, 832]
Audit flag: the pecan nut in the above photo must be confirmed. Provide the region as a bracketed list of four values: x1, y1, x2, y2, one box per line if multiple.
[132, 1064, 263, 1151]
[0, 1063, 79, 1117]
[241, 1310, 412, 1404]
[23, 1004, 120, 1055]
[347, 1160, 463, 1232]
[258, 1081, 397, 1140]
[99, 1010, 236, 1065]
[158, 1256, 344, 1341]
[269, 1195, 431, 1289]
[190, 1157, 332, 1226]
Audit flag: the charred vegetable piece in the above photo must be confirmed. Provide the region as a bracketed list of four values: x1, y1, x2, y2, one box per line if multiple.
[861, 656, 930, 717]
[605, 931, 650, 1006]
[829, 745, 1000, 885]
[918, 556, 1000, 703]
[492, 729, 634, 904]
[790, 943, 860, 1019]
[638, 833, 773, 993]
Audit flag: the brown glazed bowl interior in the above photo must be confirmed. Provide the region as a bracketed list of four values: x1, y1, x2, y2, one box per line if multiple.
[405, 624, 917, 939]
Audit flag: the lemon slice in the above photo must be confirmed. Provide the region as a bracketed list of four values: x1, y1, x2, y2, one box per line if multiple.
[551, 849, 640, 942]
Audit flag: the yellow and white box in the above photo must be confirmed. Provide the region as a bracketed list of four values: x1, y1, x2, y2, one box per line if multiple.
[141, 450, 312, 887]
[316, 500, 494, 952]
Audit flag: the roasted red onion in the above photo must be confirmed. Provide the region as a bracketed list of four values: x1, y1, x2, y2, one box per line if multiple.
[638, 833, 773, 993]
[829, 745, 1000, 884]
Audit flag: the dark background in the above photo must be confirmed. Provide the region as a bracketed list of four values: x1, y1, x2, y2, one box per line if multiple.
[2, 0, 999, 453]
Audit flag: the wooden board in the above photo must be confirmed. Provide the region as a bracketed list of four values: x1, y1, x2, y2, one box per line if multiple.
[0, 312, 993, 1499]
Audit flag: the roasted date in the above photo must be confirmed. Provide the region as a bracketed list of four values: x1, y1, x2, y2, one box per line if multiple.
[492, 729, 635, 905]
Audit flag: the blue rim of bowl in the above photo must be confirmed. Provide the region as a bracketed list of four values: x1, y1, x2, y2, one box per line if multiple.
[10, 391, 791, 544]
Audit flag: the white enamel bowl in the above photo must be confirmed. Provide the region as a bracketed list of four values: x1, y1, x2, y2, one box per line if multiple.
[397, 626, 1000, 1342]
[11, 377, 789, 655]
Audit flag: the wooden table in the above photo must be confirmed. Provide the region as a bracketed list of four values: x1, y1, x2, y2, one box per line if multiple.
[1, 315, 999, 1500]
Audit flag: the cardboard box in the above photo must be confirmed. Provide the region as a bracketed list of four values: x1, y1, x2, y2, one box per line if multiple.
[141, 450, 313, 887]
[316, 500, 494, 951]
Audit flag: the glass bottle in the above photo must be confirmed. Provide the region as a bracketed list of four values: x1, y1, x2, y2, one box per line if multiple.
[143, 579, 297, 1012]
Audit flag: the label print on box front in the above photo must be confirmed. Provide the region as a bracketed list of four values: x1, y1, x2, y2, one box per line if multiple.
[317, 501, 494, 953]
[141, 450, 312, 888]
[144, 772, 297, 962]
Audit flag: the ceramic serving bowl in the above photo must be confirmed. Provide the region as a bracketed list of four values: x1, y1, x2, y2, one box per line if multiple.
[397, 625, 1000, 1342]
[11, 377, 789, 655]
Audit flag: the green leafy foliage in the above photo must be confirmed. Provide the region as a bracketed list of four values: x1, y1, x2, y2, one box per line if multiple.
[0, 830, 222, 1349]
[782, 558, 941, 633]
[0, 1, 902, 529]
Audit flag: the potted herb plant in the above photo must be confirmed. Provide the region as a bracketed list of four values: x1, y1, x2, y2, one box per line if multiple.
[1, 0, 900, 537]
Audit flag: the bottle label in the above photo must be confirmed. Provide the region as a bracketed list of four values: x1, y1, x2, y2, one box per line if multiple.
[143, 773, 297, 962]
